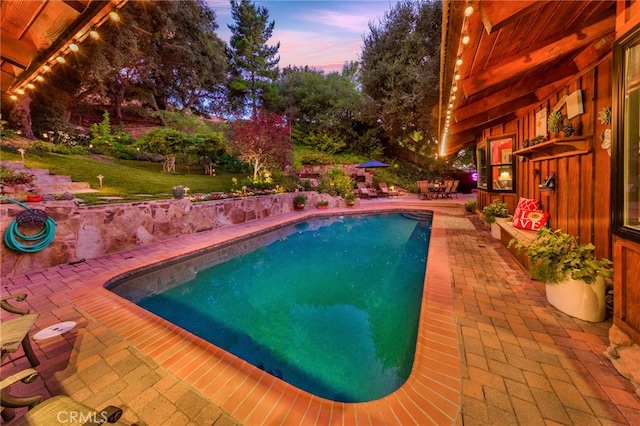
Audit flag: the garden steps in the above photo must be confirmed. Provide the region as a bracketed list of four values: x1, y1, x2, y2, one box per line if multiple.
[1, 160, 97, 194]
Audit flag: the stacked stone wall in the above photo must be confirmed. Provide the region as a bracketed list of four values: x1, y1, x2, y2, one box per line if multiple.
[1, 192, 330, 277]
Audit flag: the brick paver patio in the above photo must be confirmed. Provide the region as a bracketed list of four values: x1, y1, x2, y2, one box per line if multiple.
[2, 195, 639, 425]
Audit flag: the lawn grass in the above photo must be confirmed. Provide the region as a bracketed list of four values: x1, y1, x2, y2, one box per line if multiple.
[1, 145, 245, 204]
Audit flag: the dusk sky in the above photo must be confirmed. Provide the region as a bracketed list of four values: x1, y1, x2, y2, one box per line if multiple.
[208, 1, 400, 73]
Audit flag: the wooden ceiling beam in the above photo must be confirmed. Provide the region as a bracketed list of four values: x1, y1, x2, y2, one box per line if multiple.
[0, 30, 37, 69]
[572, 32, 614, 71]
[454, 60, 579, 122]
[62, 0, 89, 14]
[450, 96, 534, 135]
[480, 0, 543, 34]
[460, 15, 615, 97]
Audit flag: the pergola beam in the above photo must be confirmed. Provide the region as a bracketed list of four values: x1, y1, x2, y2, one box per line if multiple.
[460, 15, 615, 97]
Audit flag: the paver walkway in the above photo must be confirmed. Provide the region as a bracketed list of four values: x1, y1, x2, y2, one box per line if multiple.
[447, 212, 640, 425]
[2, 195, 639, 425]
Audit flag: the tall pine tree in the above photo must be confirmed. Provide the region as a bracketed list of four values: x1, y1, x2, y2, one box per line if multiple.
[227, 0, 280, 117]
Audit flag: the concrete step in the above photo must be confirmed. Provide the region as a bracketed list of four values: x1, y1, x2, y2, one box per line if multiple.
[2, 161, 97, 194]
[35, 175, 72, 184]
[36, 182, 97, 194]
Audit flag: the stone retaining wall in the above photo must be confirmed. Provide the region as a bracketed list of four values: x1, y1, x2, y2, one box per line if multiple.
[1, 192, 334, 277]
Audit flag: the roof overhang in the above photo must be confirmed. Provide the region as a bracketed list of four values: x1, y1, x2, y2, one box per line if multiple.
[1, 0, 128, 96]
[437, 0, 616, 157]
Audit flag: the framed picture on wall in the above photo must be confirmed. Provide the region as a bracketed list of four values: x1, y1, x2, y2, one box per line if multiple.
[536, 109, 547, 136]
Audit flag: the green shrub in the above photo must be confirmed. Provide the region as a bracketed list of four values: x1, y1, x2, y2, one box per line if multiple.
[464, 200, 477, 213]
[482, 199, 509, 224]
[317, 166, 354, 198]
[0, 166, 35, 185]
[509, 228, 613, 284]
[298, 151, 336, 165]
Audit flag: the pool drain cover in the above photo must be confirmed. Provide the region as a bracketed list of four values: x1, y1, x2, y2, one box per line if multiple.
[34, 321, 76, 340]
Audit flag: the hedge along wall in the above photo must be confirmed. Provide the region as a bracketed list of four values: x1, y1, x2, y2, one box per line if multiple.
[1, 192, 331, 277]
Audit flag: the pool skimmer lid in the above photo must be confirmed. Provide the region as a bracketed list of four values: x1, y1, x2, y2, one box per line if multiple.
[34, 321, 77, 340]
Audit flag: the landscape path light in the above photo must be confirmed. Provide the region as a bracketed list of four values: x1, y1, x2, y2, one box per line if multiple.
[97, 175, 104, 189]
[17, 148, 26, 163]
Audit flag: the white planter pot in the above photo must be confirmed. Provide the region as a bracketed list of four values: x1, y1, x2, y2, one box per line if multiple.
[545, 276, 606, 322]
[490, 223, 501, 239]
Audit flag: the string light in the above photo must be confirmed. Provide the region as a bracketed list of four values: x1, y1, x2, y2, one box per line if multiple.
[464, 4, 474, 17]
[456, 57, 463, 66]
[10, 95, 18, 100]
[109, 9, 120, 22]
[8, 2, 126, 97]
[462, 34, 470, 45]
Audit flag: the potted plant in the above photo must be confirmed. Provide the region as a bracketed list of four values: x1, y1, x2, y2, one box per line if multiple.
[482, 199, 509, 239]
[316, 200, 329, 210]
[547, 110, 565, 135]
[509, 228, 613, 322]
[293, 194, 307, 210]
[343, 193, 356, 207]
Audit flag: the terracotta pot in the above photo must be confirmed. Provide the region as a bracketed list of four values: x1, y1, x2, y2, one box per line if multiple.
[27, 195, 43, 202]
[318, 205, 328, 210]
[294, 203, 305, 210]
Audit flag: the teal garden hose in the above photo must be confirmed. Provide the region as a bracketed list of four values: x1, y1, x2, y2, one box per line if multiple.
[2, 197, 56, 253]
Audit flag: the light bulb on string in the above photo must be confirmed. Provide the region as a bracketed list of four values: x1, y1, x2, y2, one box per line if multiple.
[109, 9, 120, 22]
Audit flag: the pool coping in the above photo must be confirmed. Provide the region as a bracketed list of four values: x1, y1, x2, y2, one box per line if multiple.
[70, 206, 461, 425]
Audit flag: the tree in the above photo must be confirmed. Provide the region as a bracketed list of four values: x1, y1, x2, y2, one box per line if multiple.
[139, 0, 227, 114]
[272, 63, 373, 154]
[27, 0, 227, 131]
[227, 0, 280, 117]
[228, 110, 292, 182]
[360, 0, 442, 159]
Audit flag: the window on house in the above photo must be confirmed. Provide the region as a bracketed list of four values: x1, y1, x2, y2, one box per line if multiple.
[476, 141, 488, 190]
[614, 25, 640, 239]
[477, 135, 515, 192]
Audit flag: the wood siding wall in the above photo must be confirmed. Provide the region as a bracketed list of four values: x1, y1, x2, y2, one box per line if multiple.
[612, 0, 640, 344]
[478, 58, 613, 260]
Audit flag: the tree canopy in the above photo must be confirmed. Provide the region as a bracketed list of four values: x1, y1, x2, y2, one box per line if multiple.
[227, 0, 281, 117]
[359, 0, 442, 159]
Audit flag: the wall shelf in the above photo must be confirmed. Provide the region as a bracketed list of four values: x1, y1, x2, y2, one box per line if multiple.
[513, 136, 592, 161]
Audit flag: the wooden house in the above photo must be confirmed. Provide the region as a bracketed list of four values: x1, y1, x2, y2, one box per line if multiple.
[439, 0, 640, 384]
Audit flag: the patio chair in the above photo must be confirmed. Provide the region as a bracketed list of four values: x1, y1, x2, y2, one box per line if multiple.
[378, 182, 399, 198]
[356, 182, 378, 198]
[440, 180, 455, 199]
[444, 180, 460, 199]
[1, 294, 40, 368]
[1, 368, 128, 425]
[417, 181, 431, 199]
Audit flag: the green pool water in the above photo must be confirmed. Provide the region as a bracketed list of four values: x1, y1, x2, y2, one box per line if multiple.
[119, 213, 432, 402]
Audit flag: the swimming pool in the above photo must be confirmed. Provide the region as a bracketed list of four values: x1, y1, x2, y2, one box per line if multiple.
[108, 212, 432, 402]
